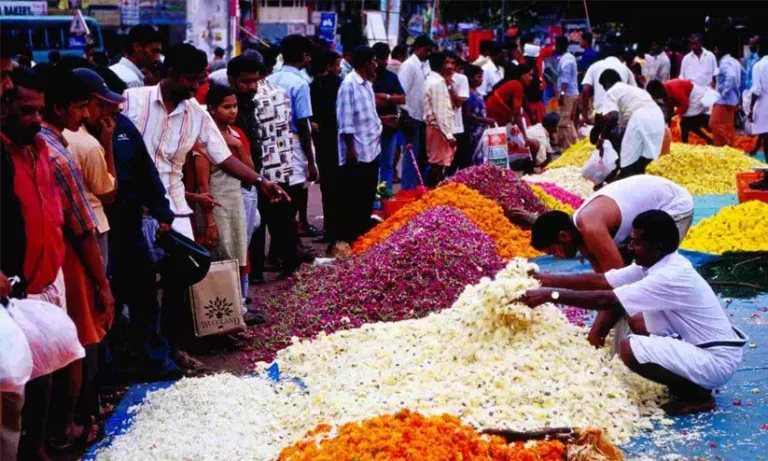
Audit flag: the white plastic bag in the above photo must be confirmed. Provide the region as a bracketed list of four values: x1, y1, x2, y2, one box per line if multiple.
[475, 126, 509, 167]
[581, 140, 618, 184]
[701, 88, 720, 115]
[7, 299, 85, 379]
[0, 306, 33, 392]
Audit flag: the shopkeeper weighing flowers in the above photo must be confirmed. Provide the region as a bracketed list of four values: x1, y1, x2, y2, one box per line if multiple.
[523, 210, 746, 415]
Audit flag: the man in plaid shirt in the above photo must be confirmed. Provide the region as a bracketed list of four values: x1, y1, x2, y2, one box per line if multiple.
[336, 46, 382, 243]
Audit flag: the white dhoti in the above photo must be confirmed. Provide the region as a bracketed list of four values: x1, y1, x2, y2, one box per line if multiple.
[620, 106, 666, 167]
[629, 334, 743, 389]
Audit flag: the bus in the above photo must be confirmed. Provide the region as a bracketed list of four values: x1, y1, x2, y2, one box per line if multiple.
[0, 15, 104, 63]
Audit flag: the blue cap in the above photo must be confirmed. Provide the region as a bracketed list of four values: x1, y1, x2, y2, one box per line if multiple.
[73, 68, 125, 104]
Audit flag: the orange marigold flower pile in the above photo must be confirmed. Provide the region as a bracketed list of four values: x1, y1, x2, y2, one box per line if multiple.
[669, 117, 756, 152]
[352, 183, 541, 259]
[277, 410, 566, 461]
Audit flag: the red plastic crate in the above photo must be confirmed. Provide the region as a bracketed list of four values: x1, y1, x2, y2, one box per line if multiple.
[736, 172, 768, 204]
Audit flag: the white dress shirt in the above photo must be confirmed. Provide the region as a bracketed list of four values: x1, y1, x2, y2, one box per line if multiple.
[478, 60, 504, 97]
[582, 56, 638, 112]
[122, 85, 232, 215]
[398, 54, 431, 122]
[450, 72, 469, 134]
[642, 53, 671, 85]
[110, 57, 145, 89]
[680, 49, 719, 87]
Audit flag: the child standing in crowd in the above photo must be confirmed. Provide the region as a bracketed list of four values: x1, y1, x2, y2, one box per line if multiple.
[191, 84, 253, 309]
[463, 64, 496, 164]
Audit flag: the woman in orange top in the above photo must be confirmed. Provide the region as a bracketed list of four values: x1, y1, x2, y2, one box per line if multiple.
[485, 63, 539, 151]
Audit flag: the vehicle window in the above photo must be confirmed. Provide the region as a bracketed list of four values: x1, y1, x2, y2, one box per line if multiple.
[1, 24, 31, 50]
[31, 27, 47, 50]
[48, 25, 66, 50]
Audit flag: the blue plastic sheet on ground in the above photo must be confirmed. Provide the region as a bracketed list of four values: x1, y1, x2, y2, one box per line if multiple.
[693, 194, 740, 225]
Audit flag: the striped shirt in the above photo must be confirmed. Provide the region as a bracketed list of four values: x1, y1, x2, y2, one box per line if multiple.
[336, 70, 382, 165]
[122, 85, 232, 216]
[39, 124, 97, 237]
[424, 71, 455, 140]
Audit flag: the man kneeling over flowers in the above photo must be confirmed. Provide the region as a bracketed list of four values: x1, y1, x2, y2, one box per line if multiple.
[523, 210, 746, 415]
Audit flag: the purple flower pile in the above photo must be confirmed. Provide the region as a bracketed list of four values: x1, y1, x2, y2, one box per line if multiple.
[245, 206, 505, 363]
[443, 164, 546, 216]
[531, 182, 585, 209]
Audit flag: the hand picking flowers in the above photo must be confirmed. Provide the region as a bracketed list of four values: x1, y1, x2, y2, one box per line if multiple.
[681, 200, 768, 254]
[95, 260, 663, 460]
[647, 144, 765, 195]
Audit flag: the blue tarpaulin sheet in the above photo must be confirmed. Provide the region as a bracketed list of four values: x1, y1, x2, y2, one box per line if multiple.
[86, 195, 767, 459]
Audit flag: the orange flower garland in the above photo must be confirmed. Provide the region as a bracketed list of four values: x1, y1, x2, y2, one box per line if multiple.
[352, 183, 541, 259]
[278, 410, 566, 461]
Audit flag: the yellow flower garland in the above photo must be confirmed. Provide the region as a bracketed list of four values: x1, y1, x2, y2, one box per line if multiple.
[546, 138, 594, 170]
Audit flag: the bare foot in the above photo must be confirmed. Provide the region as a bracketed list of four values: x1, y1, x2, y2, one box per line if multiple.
[171, 349, 205, 370]
[661, 395, 716, 415]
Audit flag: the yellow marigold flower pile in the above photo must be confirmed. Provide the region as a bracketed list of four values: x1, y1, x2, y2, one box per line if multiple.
[530, 184, 576, 214]
[647, 144, 765, 195]
[681, 201, 768, 254]
[546, 138, 594, 170]
[352, 183, 541, 259]
[277, 409, 566, 461]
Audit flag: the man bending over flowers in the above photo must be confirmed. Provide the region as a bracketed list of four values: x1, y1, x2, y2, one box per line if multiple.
[530, 175, 694, 351]
[523, 210, 746, 415]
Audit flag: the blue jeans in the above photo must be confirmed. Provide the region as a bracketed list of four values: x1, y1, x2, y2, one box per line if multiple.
[401, 122, 424, 190]
[378, 129, 398, 190]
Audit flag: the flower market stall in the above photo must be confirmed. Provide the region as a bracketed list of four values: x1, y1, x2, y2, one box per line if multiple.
[87, 157, 767, 460]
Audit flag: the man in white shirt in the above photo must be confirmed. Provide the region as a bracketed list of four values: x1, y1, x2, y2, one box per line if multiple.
[642, 41, 671, 87]
[680, 34, 718, 88]
[472, 40, 492, 67]
[530, 175, 694, 351]
[596, 69, 666, 179]
[398, 35, 433, 190]
[446, 52, 470, 171]
[424, 52, 457, 186]
[478, 41, 506, 97]
[110, 25, 163, 89]
[580, 45, 637, 122]
[524, 210, 745, 415]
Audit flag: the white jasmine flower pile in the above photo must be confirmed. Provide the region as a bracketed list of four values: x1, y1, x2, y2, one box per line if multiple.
[96, 259, 664, 460]
[523, 166, 596, 198]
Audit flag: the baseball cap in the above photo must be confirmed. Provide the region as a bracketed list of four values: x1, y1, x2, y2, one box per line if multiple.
[73, 68, 125, 104]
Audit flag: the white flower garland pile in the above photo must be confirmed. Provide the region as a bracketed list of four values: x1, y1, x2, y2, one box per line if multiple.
[523, 166, 596, 198]
[97, 259, 664, 460]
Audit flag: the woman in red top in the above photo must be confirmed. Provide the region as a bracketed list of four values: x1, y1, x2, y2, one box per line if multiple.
[484, 63, 539, 151]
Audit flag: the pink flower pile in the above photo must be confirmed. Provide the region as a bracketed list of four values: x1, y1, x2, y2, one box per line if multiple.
[531, 182, 585, 209]
[245, 207, 505, 363]
[443, 164, 546, 216]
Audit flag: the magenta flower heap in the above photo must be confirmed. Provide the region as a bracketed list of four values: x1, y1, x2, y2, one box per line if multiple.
[442, 164, 546, 217]
[246, 207, 505, 363]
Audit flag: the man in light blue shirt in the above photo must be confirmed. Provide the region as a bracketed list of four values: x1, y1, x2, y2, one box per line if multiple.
[556, 36, 579, 149]
[742, 36, 760, 92]
[710, 37, 743, 146]
[267, 35, 319, 237]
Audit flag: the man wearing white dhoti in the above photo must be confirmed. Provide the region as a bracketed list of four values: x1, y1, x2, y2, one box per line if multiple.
[747, 39, 768, 190]
[596, 69, 665, 180]
[524, 210, 746, 415]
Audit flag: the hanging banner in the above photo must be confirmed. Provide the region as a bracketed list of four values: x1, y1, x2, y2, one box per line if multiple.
[427, 0, 440, 39]
[318, 11, 337, 46]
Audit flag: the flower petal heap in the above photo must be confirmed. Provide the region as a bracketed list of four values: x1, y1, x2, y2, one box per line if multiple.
[670, 117, 756, 152]
[647, 144, 765, 195]
[681, 201, 768, 254]
[523, 166, 595, 198]
[546, 138, 595, 170]
[247, 206, 505, 363]
[352, 183, 541, 259]
[278, 409, 567, 461]
[531, 182, 585, 209]
[530, 185, 576, 214]
[442, 164, 546, 215]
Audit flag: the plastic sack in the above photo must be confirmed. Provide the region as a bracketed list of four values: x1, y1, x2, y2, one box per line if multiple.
[701, 88, 720, 115]
[7, 298, 85, 379]
[0, 306, 33, 392]
[474, 126, 509, 167]
[581, 140, 618, 184]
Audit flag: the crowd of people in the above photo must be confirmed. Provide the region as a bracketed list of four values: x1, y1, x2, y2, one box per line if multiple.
[1, 21, 767, 460]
